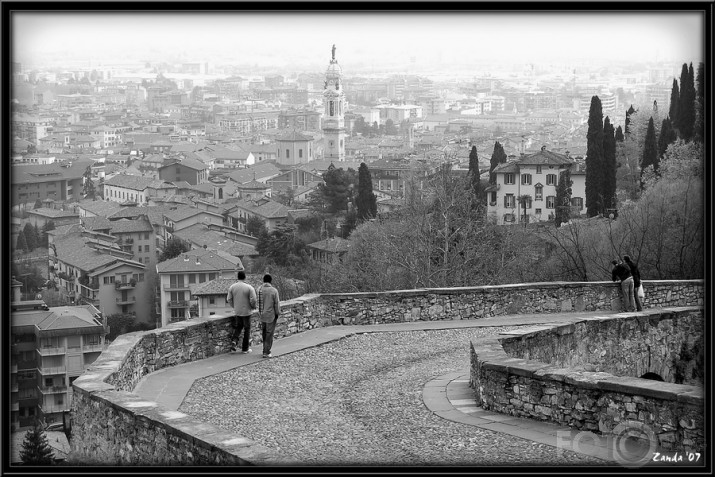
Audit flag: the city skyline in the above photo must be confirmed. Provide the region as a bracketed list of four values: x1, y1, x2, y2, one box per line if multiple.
[13, 11, 704, 71]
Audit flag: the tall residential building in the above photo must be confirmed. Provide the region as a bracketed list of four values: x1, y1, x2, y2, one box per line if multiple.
[11, 301, 106, 431]
[322, 44, 346, 161]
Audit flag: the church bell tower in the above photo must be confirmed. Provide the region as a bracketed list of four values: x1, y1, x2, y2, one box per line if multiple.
[322, 44, 345, 161]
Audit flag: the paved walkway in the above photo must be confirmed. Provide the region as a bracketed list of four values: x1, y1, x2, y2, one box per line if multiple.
[132, 311, 631, 463]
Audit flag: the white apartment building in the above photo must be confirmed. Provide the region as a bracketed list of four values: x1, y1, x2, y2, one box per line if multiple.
[485, 148, 586, 226]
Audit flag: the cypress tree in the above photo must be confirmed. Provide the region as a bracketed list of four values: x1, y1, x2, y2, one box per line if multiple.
[585, 96, 605, 217]
[20, 420, 54, 465]
[694, 61, 704, 142]
[467, 146, 481, 197]
[641, 117, 659, 184]
[355, 162, 377, 220]
[23, 223, 38, 251]
[669, 78, 679, 124]
[602, 117, 617, 210]
[677, 63, 696, 140]
[625, 105, 636, 136]
[615, 125, 625, 142]
[489, 141, 506, 185]
[554, 169, 573, 228]
[658, 118, 677, 158]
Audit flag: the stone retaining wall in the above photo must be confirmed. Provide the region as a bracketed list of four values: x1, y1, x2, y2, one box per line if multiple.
[70, 280, 703, 465]
[500, 310, 704, 385]
[470, 308, 704, 453]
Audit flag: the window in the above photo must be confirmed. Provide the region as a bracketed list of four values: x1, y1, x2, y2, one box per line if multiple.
[45, 378, 53, 387]
[521, 174, 532, 185]
[571, 197, 584, 209]
[209, 297, 215, 305]
[176, 167, 181, 174]
[188, 274, 196, 284]
[85, 335, 99, 346]
[535, 208, 542, 215]
[535, 184, 543, 200]
[503, 213, 515, 223]
[139, 273, 144, 282]
[199, 273, 206, 283]
[170, 308, 183, 319]
[504, 173, 515, 185]
[546, 174, 557, 186]
[67, 335, 81, 349]
[546, 196, 556, 209]
[536, 165, 542, 174]
[299, 149, 303, 158]
[144, 233, 150, 240]
[208, 273, 216, 281]
[286, 149, 290, 159]
[490, 191, 497, 205]
[504, 194, 515, 208]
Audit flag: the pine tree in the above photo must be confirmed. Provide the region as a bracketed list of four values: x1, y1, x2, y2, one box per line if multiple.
[585, 96, 605, 217]
[20, 420, 54, 465]
[355, 162, 377, 220]
[16, 230, 29, 253]
[694, 61, 704, 142]
[555, 169, 573, 228]
[23, 223, 38, 252]
[615, 125, 625, 142]
[658, 118, 677, 158]
[669, 78, 679, 125]
[467, 146, 481, 198]
[41, 220, 55, 248]
[602, 117, 617, 210]
[489, 141, 506, 184]
[641, 117, 659, 185]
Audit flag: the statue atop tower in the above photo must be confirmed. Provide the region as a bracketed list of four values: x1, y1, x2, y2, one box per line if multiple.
[331, 44, 336, 63]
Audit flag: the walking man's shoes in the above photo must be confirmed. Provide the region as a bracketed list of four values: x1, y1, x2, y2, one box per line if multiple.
[241, 348, 252, 354]
[262, 353, 272, 359]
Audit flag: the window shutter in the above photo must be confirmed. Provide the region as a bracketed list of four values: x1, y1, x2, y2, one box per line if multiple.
[504, 196, 508, 207]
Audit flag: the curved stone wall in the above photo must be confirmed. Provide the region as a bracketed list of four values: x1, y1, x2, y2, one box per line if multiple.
[470, 307, 704, 453]
[70, 280, 703, 465]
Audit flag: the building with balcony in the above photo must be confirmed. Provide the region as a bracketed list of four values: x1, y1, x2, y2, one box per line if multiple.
[11, 302, 106, 431]
[484, 147, 586, 226]
[156, 249, 244, 327]
[50, 230, 150, 323]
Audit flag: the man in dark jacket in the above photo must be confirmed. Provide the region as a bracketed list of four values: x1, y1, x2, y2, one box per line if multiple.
[624, 255, 643, 311]
[257, 274, 281, 359]
[611, 259, 635, 312]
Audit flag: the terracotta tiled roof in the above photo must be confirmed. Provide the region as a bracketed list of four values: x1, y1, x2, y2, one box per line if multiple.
[191, 278, 236, 296]
[276, 130, 313, 142]
[156, 248, 243, 273]
[77, 199, 123, 217]
[105, 173, 165, 191]
[109, 217, 154, 234]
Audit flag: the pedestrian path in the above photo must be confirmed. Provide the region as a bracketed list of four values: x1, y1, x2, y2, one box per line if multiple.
[132, 311, 627, 463]
[133, 311, 611, 411]
[423, 372, 616, 463]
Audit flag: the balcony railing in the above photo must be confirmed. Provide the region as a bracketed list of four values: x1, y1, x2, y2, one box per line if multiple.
[163, 284, 189, 291]
[115, 281, 136, 290]
[39, 385, 68, 395]
[80, 282, 100, 293]
[82, 344, 104, 353]
[167, 300, 189, 308]
[39, 346, 66, 356]
[12, 402, 19, 412]
[116, 296, 137, 304]
[10, 383, 18, 393]
[39, 403, 69, 414]
[38, 366, 66, 375]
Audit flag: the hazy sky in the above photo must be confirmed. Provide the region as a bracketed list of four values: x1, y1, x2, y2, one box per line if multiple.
[12, 11, 704, 69]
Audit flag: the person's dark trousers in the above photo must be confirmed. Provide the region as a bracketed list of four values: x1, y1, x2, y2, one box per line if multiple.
[261, 319, 276, 355]
[231, 315, 252, 351]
